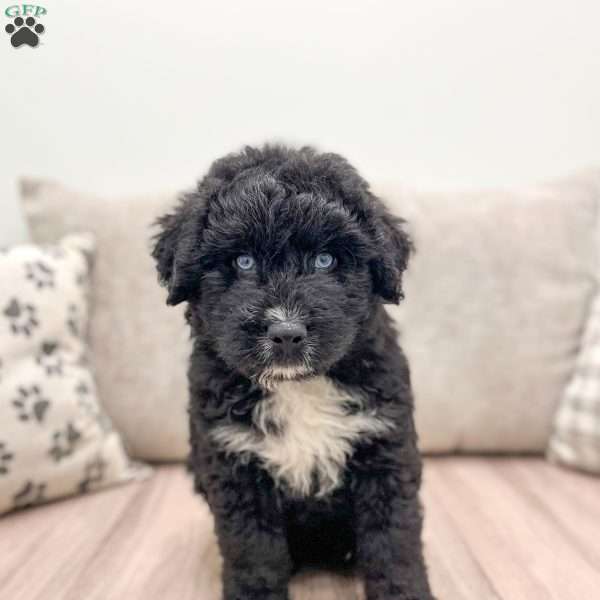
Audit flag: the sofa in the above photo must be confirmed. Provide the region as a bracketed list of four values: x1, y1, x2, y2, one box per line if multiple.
[1, 170, 600, 599]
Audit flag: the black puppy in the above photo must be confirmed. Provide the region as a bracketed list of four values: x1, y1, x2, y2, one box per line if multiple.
[152, 145, 433, 600]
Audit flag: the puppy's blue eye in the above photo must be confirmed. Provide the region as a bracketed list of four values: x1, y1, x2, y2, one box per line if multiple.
[315, 252, 334, 270]
[235, 255, 255, 271]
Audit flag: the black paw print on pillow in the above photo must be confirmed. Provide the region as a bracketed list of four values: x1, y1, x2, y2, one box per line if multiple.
[5, 16, 44, 48]
[13, 480, 47, 509]
[79, 455, 107, 493]
[49, 422, 81, 462]
[25, 260, 55, 289]
[67, 304, 82, 337]
[75, 380, 95, 415]
[12, 385, 50, 423]
[36, 340, 64, 376]
[75, 270, 89, 287]
[3, 298, 39, 336]
[0, 442, 14, 476]
[75, 380, 113, 434]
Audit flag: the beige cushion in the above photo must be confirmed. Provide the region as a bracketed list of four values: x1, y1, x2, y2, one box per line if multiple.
[20, 172, 600, 456]
[20, 180, 189, 461]
[0, 234, 146, 515]
[380, 169, 600, 452]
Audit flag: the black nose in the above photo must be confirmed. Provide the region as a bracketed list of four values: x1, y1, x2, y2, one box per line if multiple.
[267, 322, 307, 350]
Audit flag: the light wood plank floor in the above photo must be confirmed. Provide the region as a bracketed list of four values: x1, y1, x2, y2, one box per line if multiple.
[1, 458, 598, 600]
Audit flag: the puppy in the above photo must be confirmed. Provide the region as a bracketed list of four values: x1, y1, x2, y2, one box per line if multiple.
[152, 145, 433, 600]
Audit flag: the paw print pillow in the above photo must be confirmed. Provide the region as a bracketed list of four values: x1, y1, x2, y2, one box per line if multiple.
[0, 234, 148, 515]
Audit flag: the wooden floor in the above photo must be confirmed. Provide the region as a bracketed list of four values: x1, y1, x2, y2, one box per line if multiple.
[1, 458, 599, 600]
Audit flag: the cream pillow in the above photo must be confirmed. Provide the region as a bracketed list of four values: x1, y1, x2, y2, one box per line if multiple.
[0, 234, 146, 515]
[21, 180, 189, 461]
[380, 168, 600, 452]
[548, 291, 600, 473]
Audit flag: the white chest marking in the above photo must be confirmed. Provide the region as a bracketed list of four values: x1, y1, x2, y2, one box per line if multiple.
[211, 376, 390, 497]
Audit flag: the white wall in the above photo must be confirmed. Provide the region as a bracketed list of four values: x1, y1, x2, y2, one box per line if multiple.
[2, 0, 600, 242]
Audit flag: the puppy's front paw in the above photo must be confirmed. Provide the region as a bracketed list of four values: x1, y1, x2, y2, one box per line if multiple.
[222, 570, 290, 600]
[223, 588, 289, 600]
[364, 572, 434, 600]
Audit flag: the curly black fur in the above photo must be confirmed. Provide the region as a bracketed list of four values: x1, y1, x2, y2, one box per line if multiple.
[152, 145, 433, 600]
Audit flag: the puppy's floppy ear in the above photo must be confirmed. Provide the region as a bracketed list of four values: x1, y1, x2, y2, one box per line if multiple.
[369, 207, 413, 304]
[152, 192, 206, 306]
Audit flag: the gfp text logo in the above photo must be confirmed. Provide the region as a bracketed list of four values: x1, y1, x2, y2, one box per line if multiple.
[4, 5, 47, 48]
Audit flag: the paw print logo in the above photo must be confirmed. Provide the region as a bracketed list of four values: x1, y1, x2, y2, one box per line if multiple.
[25, 260, 55, 289]
[12, 385, 50, 423]
[0, 442, 14, 476]
[36, 340, 64, 375]
[49, 422, 81, 462]
[3, 298, 39, 336]
[5, 16, 44, 48]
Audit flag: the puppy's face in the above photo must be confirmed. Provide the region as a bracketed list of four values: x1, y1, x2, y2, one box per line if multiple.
[196, 180, 373, 387]
[153, 150, 410, 388]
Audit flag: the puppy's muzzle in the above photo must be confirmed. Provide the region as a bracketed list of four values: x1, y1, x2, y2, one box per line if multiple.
[267, 321, 307, 360]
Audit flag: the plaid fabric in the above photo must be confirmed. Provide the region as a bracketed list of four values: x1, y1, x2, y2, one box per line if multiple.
[548, 293, 600, 473]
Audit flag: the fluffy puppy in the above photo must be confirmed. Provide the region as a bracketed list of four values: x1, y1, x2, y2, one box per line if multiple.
[152, 145, 433, 600]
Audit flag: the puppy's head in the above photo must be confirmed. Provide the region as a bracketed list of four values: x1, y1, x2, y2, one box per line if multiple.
[152, 145, 410, 388]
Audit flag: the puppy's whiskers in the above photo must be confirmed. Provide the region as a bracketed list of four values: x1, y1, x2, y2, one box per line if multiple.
[265, 304, 305, 324]
[256, 356, 314, 389]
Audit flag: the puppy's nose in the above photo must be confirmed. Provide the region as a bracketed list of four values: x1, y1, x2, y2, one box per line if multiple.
[268, 322, 307, 351]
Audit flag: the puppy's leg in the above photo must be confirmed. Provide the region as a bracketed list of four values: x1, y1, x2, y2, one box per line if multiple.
[216, 505, 292, 599]
[353, 463, 433, 600]
[208, 468, 292, 600]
